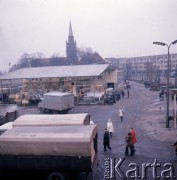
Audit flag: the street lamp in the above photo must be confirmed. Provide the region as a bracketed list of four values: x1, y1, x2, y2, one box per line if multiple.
[153, 40, 177, 128]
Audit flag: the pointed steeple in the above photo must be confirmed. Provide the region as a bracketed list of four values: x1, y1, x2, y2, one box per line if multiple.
[66, 21, 78, 64]
[69, 21, 73, 37]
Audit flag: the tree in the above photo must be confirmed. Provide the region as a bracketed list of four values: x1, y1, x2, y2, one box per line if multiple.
[124, 61, 133, 80]
[18, 52, 46, 68]
[144, 61, 158, 82]
[31, 52, 45, 59]
[77, 46, 93, 61]
[50, 53, 61, 58]
[18, 53, 31, 68]
[77, 47, 104, 64]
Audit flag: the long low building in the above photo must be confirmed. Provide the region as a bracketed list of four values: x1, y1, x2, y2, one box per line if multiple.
[0, 64, 121, 103]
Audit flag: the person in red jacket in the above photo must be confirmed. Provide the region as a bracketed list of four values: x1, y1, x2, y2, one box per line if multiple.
[130, 127, 137, 152]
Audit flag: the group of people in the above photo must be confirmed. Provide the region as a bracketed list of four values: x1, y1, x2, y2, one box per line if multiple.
[121, 89, 130, 99]
[125, 128, 137, 156]
[103, 118, 137, 156]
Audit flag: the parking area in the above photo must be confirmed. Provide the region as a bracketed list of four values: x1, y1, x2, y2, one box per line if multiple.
[1, 81, 177, 179]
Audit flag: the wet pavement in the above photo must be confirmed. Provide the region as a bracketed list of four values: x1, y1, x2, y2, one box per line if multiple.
[71, 81, 177, 179]
[2, 81, 177, 179]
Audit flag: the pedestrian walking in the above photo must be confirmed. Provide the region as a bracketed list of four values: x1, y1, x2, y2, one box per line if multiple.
[125, 132, 134, 156]
[107, 119, 114, 138]
[172, 141, 177, 156]
[103, 128, 112, 151]
[119, 108, 124, 122]
[121, 90, 125, 98]
[130, 127, 137, 152]
[127, 90, 130, 98]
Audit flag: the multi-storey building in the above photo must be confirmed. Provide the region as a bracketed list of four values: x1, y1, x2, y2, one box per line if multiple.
[106, 53, 177, 82]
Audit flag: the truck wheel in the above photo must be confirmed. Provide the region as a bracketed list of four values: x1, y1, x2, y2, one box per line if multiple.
[52, 110, 58, 114]
[40, 108, 46, 113]
[48, 172, 66, 180]
[39, 108, 44, 113]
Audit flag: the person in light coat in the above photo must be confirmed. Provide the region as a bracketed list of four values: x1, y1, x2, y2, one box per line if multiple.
[107, 119, 114, 138]
[119, 108, 124, 122]
[90, 120, 94, 125]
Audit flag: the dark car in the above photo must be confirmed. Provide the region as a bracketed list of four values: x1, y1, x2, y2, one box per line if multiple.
[104, 93, 116, 105]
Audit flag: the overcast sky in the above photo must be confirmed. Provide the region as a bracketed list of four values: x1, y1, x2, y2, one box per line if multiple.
[0, 0, 177, 71]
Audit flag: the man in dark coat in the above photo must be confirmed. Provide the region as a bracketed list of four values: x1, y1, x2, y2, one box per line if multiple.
[103, 128, 111, 151]
[125, 132, 134, 156]
[172, 141, 177, 156]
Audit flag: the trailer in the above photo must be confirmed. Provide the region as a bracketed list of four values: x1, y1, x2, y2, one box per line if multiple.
[38, 92, 74, 114]
[12, 113, 91, 127]
[0, 125, 98, 180]
[0, 104, 18, 126]
[0, 122, 13, 135]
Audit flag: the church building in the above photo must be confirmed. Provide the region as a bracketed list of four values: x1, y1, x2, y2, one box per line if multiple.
[66, 22, 78, 64]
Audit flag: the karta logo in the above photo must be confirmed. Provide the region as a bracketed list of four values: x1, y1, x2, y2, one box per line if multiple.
[104, 158, 176, 179]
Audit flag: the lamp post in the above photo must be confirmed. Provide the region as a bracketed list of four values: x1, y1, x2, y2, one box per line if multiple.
[153, 40, 177, 128]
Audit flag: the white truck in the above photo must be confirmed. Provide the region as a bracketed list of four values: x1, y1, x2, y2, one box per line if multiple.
[38, 92, 74, 113]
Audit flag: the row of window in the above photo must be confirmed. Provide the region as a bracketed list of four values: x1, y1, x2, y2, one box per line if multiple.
[120, 58, 177, 67]
[123, 54, 177, 62]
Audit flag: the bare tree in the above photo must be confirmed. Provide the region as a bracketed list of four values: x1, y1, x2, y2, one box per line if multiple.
[77, 47, 94, 61]
[18, 53, 31, 68]
[31, 52, 45, 59]
[50, 53, 61, 58]
[77, 47, 104, 64]
[124, 61, 133, 80]
[144, 61, 158, 82]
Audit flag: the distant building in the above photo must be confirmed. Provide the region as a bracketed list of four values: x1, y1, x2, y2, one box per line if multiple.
[106, 53, 177, 81]
[31, 22, 78, 67]
[0, 64, 119, 103]
[8, 21, 106, 72]
[29, 22, 104, 67]
[66, 22, 78, 64]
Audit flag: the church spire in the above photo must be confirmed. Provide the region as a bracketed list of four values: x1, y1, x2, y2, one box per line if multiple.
[66, 21, 78, 64]
[69, 21, 73, 37]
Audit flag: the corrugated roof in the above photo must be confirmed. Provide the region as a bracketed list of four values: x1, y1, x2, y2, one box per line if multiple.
[0, 64, 109, 80]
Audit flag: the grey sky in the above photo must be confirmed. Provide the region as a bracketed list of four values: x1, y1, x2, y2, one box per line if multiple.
[0, 0, 177, 71]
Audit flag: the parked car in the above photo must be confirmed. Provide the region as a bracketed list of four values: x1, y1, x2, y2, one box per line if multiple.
[104, 93, 116, 105]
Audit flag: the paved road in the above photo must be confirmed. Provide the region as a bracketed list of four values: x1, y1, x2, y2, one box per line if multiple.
[5, 81, 177, 179]
[70, 81, 177, 179]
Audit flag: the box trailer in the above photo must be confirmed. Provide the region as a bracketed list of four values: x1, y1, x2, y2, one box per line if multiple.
[38, 92, 74, 113]
[0, 125, 98, 180]
[0, 122, 13, 135]
[12, 113, 91, 127]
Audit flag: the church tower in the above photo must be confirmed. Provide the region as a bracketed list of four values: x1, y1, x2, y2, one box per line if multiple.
[66, 22, 78, 64]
